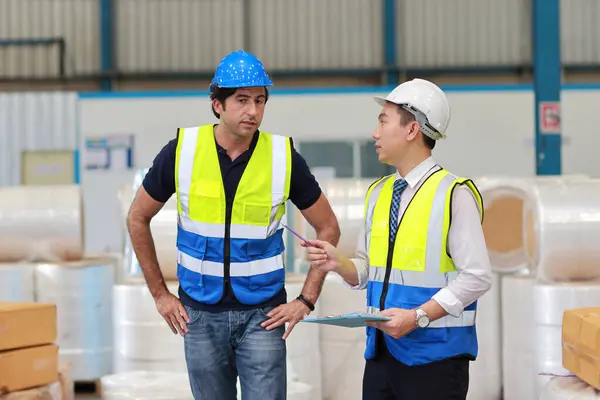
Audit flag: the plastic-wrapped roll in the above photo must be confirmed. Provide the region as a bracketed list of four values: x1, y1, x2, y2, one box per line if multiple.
[0, 184, 84, 262]
[117, 183, 134, 283]
[285, 273, 322, 399]
[534, 281, 600, 390]
[287, 381, 314, 400]
[121, 169, 178, 281]
[474, 175, 587, 274]
[467, 273, 502, 400]
[100, 371, 193, 400]
[318, 273, 367, 400]
[501, 273, 537, 400]
[525, 179, 600, 282]
[113, 281, 187, 373]
[0, 262, 36, 301]
[34, 257, 116, 381]
[539, 376, 600, 399]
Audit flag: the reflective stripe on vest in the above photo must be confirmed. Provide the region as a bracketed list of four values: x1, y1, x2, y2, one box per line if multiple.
[366, 305, 476, 328]
[363, 168, 484, 365]
[174, 125, 291, 305]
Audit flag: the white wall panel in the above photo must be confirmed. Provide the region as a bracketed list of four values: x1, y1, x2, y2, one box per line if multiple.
[248, 0, 383, 70]
[116, 0, 244, 72]
[78, 87, 600, 253]
[561, 0, 600, 65]
[0, 0, 99, 77]
[78, 89, 537, 253]
[0, 92, 78, 186]
[398, 0, 531, 68]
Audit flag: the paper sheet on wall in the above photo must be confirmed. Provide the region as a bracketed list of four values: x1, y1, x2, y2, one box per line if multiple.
[85, 134, 134, 171]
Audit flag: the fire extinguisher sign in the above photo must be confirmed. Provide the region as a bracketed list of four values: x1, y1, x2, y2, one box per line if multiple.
[540, 102, 561, 133]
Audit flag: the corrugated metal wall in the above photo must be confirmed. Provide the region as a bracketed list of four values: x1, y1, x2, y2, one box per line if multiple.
[0, 92, 78, 186]
[248, 0, 383, 70]
[115, 0, 382, 72]
[560, 0, 600, 65]
[398, 0, 531, 68]
[116, 0, 245, 72]
[2, 0, 600, 76]
[0, 0, 99, 78]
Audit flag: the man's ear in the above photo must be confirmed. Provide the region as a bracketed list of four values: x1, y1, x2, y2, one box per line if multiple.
[407, 121, 420, 141]
[212, 99, 224, 115]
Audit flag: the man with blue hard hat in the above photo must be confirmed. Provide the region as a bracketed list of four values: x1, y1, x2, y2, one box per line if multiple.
[126, 49, 340, 400]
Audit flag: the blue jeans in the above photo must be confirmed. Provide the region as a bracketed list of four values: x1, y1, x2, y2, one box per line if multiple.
[183, 305, 287, 400]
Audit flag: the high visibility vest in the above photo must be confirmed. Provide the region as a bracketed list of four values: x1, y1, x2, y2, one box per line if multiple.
[174, 124, 292, 305]
[364, 168, 484, 366]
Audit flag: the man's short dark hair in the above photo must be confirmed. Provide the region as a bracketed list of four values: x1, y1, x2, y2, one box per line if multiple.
[396, 105, 436, 150]
[209, 86, 270, 119]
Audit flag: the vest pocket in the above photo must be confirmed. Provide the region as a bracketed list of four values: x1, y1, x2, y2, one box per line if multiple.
[370, 220, 388, 237]
[243, 202, 272, 226]
[392, 246, 427, 272]
[189, 180, 223, 222]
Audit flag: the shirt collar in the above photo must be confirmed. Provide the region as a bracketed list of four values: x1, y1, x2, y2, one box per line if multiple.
[395, 157, 437, 188]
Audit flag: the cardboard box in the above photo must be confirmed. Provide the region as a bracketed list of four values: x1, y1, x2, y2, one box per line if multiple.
[0, 303, 56, 352]
[562, 307, 600, 390]
[0, 344, 59, 394]
[0, 381, 60, 400]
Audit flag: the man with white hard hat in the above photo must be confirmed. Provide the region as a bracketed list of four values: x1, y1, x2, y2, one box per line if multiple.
[304, 78, 492, 399]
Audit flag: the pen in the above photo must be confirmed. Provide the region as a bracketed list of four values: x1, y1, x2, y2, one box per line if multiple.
[280, 222, 314, 247]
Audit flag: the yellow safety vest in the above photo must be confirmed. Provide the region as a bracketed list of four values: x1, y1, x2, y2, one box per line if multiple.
[363, 168, 484, 366]
[174, 124, 292, 305]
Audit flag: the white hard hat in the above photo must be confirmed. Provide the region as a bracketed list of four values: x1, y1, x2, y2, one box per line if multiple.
[374, 78, 451, 140]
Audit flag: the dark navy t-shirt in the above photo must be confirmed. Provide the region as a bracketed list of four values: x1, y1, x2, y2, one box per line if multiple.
[142, 128, 322, 312]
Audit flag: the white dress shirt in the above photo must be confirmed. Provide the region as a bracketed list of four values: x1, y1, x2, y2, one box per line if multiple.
[346, 157, 492, 318]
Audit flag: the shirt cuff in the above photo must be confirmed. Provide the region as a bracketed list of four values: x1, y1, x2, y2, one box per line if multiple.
[341, 258, 368, 290]
[431, 288, 465, 318]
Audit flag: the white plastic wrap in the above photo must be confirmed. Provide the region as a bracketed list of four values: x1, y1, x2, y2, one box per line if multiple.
[501, 273, 537, 400]
[0, 262, 35, 301]
[540, 376, 600, 399]
[525, 179, 600, 282]
[100, 371, 193, 400]
[287, 381, 314, 400]
[474, 175, 587, 274]
[0, 184, 84, 262]
[534, 281, 600, 392]
[285, 274, 322, 399]
[318, 273, 368, 400]
[295, 179, 374, 260]
[122, 169, 178, 281]
[34, 257, 116, 381]
[113, 281, 187, 373]
[467, 273, 502, 400]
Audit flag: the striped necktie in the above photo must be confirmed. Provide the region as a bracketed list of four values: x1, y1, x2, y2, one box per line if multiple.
[389, 178, 408, 243]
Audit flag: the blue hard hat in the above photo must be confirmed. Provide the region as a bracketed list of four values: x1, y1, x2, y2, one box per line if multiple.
[210, 50, 273, 92]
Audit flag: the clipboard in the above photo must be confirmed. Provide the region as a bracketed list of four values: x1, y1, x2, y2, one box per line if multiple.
[300, 312, 391, 328]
